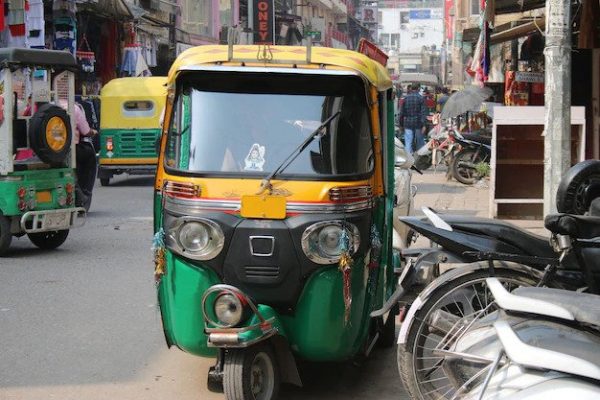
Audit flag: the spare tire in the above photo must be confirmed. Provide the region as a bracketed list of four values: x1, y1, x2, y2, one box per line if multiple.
[556, 160, 600, 215]
[28, 104, 72, 165]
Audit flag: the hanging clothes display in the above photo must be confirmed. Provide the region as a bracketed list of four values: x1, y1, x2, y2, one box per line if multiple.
[26, 0, 44, 48]
[121, 44, 151, 77]
[7, 0, 25, 36]
[467, 0, 492, 86]
[53, 0, 76, 54]
[0, 0, 5, 31]
[137, 31, 158, 68]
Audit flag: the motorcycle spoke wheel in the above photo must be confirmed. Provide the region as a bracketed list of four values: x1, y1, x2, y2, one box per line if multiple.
[398, 269, 537, 400]
[452, 149, 486, 185]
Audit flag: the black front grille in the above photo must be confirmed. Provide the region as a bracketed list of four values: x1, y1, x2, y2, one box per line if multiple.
[245, 265, 280, 279]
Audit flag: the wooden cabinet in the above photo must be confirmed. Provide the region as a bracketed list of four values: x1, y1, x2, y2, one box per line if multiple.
[490, 106, 586, 219]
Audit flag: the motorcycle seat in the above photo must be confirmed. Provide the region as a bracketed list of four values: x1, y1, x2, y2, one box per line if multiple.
[545, 213, 600, 240]
[513, 286, 600, 327]
[440, 215, 555, 258]
[459, 133, 491, 146]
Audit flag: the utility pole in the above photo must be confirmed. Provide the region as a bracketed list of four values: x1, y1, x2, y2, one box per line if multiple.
[543, 0, 571, 215]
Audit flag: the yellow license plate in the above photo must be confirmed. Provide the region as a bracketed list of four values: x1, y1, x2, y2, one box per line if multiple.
[36, 191, 52, 203]
[240, 195, 286, 219]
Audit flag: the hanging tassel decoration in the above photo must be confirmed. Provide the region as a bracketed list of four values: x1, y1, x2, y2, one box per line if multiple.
[338, 228, 354, 325]
[152, 229, 166, 283]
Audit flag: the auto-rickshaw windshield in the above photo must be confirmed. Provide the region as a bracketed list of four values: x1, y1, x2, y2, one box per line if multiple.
[164, 72, 373, 178]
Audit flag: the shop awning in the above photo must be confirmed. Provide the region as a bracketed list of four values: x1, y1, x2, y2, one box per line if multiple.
[494, 0, 546, 15]
[79, 0, 133, 19]
[463, 15, 545, 45]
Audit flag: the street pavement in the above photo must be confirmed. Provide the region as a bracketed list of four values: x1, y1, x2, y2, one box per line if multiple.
[0, 169, 544, 400]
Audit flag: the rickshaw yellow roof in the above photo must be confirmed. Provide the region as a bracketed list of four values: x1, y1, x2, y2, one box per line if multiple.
[168, 45, 392, 91]
[101, 76, 167, 97]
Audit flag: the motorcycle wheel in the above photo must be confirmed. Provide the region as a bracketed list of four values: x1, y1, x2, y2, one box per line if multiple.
[556, 160, 600, 215]
[398, 267, 538, 400]
[223, 343, 280, 400]
[27, 230, 69, 250]
[451, 148, 486, 185]
[0, 214, 12, 256]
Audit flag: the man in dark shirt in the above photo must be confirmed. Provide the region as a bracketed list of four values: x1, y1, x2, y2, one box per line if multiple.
[399, 83, 427, 153]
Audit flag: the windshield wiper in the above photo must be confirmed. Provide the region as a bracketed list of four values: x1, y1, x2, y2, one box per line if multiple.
[257, 111, 341, 194]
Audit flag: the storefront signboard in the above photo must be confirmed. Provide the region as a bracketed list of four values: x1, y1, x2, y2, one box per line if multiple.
[409, 9, 431, 19]
[515, 72, 544, 83]
[253, 0, 275, 44]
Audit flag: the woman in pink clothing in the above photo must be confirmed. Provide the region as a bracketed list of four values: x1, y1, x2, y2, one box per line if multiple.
[60, 100, 97, 209]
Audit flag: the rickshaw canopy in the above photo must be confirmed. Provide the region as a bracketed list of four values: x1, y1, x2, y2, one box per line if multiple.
[100, 77, 167, 129]
[0, 47, 78, 70]
[168, 45, 393, 92]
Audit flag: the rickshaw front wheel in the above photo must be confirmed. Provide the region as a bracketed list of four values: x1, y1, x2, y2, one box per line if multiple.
[0, 215, 12, 256]
[223, 343, 280, 400]
[27, 230, 69, 250]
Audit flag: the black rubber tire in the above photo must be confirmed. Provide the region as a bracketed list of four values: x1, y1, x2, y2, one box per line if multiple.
[556, 160, 600, 215]
[378, 303, 399, 348]
[223, 343, 280, 400]
[414, 154, 432, 171]
[28, 104, 72, 165]
[398, 267, 538, 400]
[451, 148, 486, 185]
[0, 214, 12, 256]
[27, 230, 69, 250]
[100, 178, 110, 187]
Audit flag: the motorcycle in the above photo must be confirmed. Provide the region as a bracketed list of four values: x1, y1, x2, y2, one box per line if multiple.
[429, 212, 600, 399]
[393, 160, 600, 400]
[460, 278, 600, 400]
[413, 115, 460, 174]
[450, 130, 492, 185]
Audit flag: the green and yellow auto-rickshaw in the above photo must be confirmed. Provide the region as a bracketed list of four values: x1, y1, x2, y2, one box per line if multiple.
[0, 48, 85, 255]
[97, 76, 166, 186]
[153, 43, 402, 400]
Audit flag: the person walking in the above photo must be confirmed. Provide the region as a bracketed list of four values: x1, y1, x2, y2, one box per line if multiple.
[399, 83, 427, 154]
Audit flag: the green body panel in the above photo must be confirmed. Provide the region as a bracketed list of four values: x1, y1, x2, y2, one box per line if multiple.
[153, 192, 162, 233]
[157, 251, 220, 356]
[99, 128, 160, 161]
[0, 168, 75, 217]
[158, 251, 375, 360]
[237, 305, 287, 343]
[280, 259, 372, 361]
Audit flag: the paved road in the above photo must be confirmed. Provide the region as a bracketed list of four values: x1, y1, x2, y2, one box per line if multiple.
[0, 175, 408, 400]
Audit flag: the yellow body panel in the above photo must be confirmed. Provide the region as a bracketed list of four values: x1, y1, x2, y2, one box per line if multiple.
[100, 157, 158, 165]
[156, 45, 392, 201]
[100, 77, 167, 129]
[155, 173, 373, 202]
[240, 195, 287, 219]
[167, 45, 392, 91]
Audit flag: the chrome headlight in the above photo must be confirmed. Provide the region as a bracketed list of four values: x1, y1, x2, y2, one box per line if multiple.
[168, 217, 225, 260]
[214, 292, 244, 327]
[301, 221, 360, 264]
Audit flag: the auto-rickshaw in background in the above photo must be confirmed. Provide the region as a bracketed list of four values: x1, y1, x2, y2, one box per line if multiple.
[0, 48, 85, 255]
[97, 76, 166, 186]
[153, 42, 410, 400]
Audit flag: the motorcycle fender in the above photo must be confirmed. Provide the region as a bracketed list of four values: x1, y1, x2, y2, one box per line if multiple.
[397, 261, 544, 347]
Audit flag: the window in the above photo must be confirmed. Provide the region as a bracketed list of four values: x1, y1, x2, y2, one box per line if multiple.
[471, 0, 480, 15]
[183, 0, 211, 36]
[165, 73, 373, 178]
[391, 33, 400, 47]
[122, 100, 155, 117]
